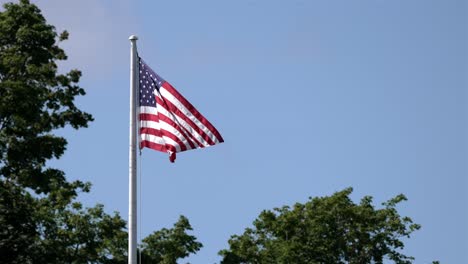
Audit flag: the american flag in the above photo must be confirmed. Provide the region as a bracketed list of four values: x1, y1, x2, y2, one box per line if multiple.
[138, 57, 224, 162]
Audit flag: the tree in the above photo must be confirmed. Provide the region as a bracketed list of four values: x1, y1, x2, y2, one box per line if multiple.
[0, 1, 126, 262]
[0, 0, 93, 195]
[32, 201, 128, 264]
[0, 181, 38, 263]
[219, 188, 421, 264]
[0, 2, 203, 263]
[139, 216, 203, 264]
[0, 0, 97, 262]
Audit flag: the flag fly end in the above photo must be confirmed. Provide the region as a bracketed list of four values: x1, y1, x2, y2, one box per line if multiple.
[169, 152, 176, 163]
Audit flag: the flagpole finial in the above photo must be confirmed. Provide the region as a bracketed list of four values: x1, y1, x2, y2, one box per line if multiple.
[129, 35, 138, 40]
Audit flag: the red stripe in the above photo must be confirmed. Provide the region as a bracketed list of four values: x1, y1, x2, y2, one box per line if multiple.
[140, 108, 188, 151]
[156, 113, 197, 150]
[162, 82, 224, 143]
[163, 132, 188, 152]
[156, 97, 203, 149]
[165, 143, 177, 153]
[141, 127, 188, 152]
[140, 127, 160, 137]
[140, 140, 166, 152]
[156, 93, 216, 146]
[140, 139, 177, 154]
[140, 108, 197, 152]
[140, 112, 158, 122]
[153, 109, 201, 149]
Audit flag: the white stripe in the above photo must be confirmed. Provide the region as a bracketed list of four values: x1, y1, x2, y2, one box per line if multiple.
[154, 93, 207, 147]
[151, 119, 193, 151]
[141, 133, 165, 145]
[140, 106, 194, 150]
[140, 133, 182, 152]
[140, 106, 158, 115]
[162, 136, 181, 152]
[159, 87, 220, 144]
[159, 120, 193, 150]
[140, 120, 161, 130]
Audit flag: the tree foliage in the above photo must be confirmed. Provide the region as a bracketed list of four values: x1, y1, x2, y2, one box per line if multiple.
[219, 188, 421, 264]
[34, 202, 128, 263]
[140, 215, 203, 264]
[0, 0, 93, 195]
[0, 1, 205, 263]
[0, 186, 128, 263]
[0, 181, 37, 263]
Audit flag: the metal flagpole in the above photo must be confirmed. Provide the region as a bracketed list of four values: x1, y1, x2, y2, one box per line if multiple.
[128, 35, 138, 264]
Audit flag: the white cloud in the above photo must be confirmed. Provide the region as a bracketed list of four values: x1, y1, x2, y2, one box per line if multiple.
[28, 0, 138, 80]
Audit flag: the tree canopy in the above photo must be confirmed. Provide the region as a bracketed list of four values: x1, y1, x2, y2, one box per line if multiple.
[0, 0, 93, 196]
[0, 1, 202, 263]
[0, 0, 97, 261]
[140, 215, 203, 264]
[219, 188, 421, 264]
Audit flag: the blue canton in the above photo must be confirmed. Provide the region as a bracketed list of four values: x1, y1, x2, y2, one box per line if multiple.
[139, 58, 165, 107]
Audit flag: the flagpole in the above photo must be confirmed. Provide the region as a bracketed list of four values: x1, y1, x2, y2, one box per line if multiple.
[128, 35, 138, 264]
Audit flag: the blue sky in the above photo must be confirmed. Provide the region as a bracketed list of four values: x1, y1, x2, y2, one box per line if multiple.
[7, 0, 467, 263]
